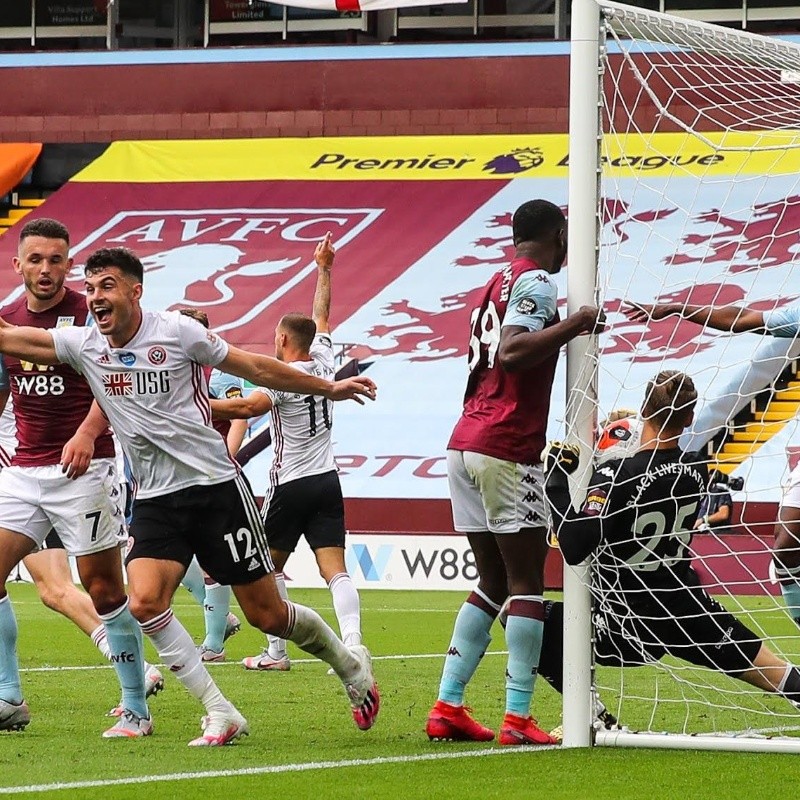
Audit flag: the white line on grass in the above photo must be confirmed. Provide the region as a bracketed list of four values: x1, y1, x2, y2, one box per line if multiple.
[0, 746, 554, 795]
[19, 650, 508, 674]
[9, 602, 453, 613]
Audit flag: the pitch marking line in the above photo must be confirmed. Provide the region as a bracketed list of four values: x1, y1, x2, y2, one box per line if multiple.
[19, 650, 509, 674]
[10, 602, 454, 613]
[0, 746, 555, 795]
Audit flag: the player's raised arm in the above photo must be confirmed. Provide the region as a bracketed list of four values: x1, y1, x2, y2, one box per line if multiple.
[0, 320, 60, 366]
[312, 232, 334, 335]
[623, 301, 767, 333]
[219, 345, 377, 404]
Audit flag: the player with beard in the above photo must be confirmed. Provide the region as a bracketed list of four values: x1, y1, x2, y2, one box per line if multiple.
[0, 245, 380, 745]
[0, 219, 149, 736]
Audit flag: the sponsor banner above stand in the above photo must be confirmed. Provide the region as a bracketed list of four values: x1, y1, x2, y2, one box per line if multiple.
[67, 132, 794, 184]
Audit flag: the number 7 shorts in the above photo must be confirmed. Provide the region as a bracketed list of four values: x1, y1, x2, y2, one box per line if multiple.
[0, 457, 126, 556]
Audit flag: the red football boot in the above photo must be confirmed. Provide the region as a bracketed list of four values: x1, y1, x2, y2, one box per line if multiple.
[426, 700, 495, 742]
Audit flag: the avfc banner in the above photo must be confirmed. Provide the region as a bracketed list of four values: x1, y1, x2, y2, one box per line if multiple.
[9, 180, 500, 352]
[2, 133, 799, 503]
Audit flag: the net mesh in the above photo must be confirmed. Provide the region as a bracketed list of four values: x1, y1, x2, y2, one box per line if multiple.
[576, 0, 800, 739]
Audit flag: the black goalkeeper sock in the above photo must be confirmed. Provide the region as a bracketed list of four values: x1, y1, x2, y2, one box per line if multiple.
[538, 600, 564, 695]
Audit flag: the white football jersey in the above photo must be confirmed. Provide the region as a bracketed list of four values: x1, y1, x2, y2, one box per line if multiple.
[259, 333, 336, 486]
[52, 310, 236, 499]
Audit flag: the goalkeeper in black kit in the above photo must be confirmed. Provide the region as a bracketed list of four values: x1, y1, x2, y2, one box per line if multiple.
[539, 369, 800, 718]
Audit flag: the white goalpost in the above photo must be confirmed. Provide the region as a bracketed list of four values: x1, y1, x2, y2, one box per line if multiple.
[565, 0, 800, 752]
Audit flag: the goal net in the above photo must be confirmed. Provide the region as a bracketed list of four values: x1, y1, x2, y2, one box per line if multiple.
[564, 0, 800, 752]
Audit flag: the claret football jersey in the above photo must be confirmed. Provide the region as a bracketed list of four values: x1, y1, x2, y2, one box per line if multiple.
[2, 288, 115, 467]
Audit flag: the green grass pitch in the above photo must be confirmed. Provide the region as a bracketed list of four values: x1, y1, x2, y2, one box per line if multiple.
[1, 584, 799, 799]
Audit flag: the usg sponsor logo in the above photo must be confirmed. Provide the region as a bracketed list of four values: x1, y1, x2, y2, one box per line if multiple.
[311, 153, 477, 172]
[483, 147, 544, 175]
[102, 371, 170, 397]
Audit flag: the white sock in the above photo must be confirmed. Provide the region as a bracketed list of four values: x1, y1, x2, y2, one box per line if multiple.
[284, 601, 360, 681]
[139, 609, 230, 715]
[266, 572, 289, 660]
[329, 572, 361, 647]
[90, 623, 112, 660]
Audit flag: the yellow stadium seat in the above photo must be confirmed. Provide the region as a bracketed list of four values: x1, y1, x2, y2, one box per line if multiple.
[720, 443, 760, 455]
[710, 462, 738, 475]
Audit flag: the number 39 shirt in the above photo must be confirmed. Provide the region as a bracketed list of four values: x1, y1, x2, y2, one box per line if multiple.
[447, 257, 559, 465]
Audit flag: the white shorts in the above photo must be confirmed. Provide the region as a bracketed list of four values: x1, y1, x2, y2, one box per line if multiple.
[447, 449, 547, 534]
[0, 458, 126, 557]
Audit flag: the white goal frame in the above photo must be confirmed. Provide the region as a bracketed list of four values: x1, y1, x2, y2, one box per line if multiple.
[563, 0, 800, 753]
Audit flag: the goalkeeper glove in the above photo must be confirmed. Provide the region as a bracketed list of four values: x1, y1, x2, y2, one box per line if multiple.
[541, 441, 581, 477]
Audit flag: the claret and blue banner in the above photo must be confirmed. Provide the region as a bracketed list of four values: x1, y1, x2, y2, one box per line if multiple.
[1, 133, 798, 519]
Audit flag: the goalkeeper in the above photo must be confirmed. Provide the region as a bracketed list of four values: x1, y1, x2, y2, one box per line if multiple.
[542, 370, 800, 708]
[625, 298, 800, 630]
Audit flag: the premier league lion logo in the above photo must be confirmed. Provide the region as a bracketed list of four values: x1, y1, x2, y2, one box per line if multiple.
[482, 147, 545, 175]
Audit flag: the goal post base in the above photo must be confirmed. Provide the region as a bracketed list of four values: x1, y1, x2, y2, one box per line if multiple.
[596, 729, 800, 754]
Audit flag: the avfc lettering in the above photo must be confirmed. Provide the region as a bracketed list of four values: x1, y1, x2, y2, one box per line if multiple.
[102, 371, 171, 397]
